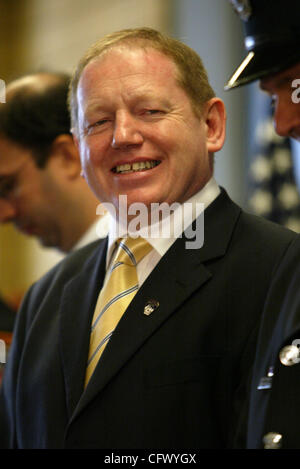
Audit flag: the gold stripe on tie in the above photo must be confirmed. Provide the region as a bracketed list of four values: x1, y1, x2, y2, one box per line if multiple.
[85, 236, 152, 387]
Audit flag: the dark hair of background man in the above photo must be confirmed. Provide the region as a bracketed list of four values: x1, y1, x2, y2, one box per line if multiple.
[0, 73, 71, 168]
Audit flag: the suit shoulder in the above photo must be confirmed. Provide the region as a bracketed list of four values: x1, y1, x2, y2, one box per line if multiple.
[238, 210, 298, 245]
[230, 210, 300, 279]
[213, 189, 297, 249]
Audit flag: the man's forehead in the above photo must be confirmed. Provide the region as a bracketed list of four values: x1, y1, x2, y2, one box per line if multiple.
[77, 46, 179, 114]
[260, 62, 300, 91]
[79, 46, 177, 90]
[82, 86, 166, 113]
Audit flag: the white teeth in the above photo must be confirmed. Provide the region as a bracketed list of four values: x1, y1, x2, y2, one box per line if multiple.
[118, 163, 131, 172]
[132, 162, 140, 171]
[114, 160, 159, 174]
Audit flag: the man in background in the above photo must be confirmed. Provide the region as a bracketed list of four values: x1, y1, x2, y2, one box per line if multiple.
[0, 72, 109, 253]
[0, 72, 109, 370]
[226, 0, 300, 449]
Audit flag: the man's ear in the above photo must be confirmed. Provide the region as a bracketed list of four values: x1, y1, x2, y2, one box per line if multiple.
[203, 98, 226, 154]
[49, 134, 81, 179]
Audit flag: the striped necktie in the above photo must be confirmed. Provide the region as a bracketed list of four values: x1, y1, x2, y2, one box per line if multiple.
[85, 236, 152, 386]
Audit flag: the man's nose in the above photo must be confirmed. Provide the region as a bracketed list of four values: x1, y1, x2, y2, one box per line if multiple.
[111, 111, 144, 149]
[0, 199, 17, 223]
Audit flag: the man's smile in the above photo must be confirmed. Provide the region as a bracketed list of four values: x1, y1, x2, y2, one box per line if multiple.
[112, 159, 161, 174]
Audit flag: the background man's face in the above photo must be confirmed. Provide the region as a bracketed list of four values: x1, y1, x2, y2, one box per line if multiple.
[0, 136, 68, 248]
[260, 62, 300, 141]
[76, 46, 213, 216]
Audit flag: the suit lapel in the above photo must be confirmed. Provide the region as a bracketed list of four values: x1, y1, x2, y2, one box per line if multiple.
[70, 189, 241, 421]
[59, 239, 108, 417]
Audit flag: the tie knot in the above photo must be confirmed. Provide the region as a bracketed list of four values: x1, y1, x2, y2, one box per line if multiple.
[115, 237, 152, 266]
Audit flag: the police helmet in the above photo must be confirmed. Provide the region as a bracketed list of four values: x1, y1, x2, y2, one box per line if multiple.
[225, 0, 300, 90]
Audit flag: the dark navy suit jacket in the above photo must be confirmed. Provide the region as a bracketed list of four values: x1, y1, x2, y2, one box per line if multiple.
[0, 190, 297, 449]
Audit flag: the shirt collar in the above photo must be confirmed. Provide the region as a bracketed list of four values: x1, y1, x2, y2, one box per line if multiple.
[106, 177, 220, 267]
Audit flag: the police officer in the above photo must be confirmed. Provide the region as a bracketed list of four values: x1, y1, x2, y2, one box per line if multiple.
[225, 0, 300, 139]
[226, 0, 300, 449]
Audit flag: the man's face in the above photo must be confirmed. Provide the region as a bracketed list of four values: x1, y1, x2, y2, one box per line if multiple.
[76, 46, 213, 217]
[260, 62, 300, 141]
[0, 136, 67, 249]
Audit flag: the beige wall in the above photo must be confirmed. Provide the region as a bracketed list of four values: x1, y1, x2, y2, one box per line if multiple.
[26, 0, 172, 71]
[0, 0, 172, 307]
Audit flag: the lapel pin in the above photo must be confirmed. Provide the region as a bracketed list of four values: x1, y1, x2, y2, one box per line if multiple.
[257, 366, 274, 390]
[143, 299, 159, 316]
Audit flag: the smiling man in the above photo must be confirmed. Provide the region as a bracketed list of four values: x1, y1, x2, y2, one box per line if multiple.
[71, 35, 220, 217]
[226, 0, 300, 449]
[77, 47, 215, 206]
[0, 28, 298, 449]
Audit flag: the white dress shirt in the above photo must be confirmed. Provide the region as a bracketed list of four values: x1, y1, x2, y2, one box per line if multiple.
[72, 211, 110, 251]
[105, 178, 220, 287]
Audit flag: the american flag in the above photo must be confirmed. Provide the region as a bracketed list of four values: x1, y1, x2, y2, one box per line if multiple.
[248, 116, 300, 233]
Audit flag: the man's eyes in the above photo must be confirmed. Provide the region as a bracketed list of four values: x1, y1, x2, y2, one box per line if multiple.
[93, 119, 110, 126]
[144, 109, 162, 114]
[83, 108, 164, 135]
[84, 119, 110, 135]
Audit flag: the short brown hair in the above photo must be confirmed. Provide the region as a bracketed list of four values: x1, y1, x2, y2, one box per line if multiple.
[68, 27, 215, 134]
